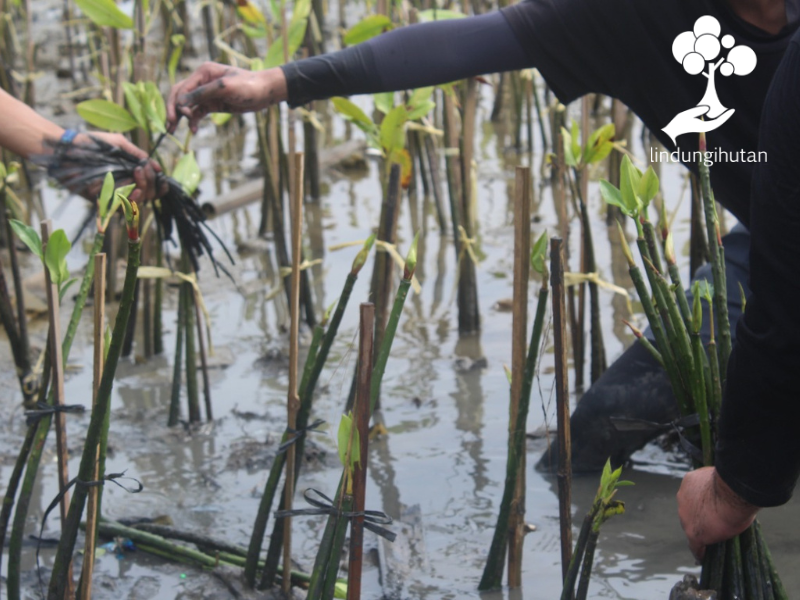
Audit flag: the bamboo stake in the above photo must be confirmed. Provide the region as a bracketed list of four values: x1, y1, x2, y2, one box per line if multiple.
[193, 291, 213, 421]
[41, 221, 75, 597]
[348, 303, 374, 600]
[283, 151, 304, 595]
[507, 167, 531, 588]
[79, 253, 106, 600]
[551, 237, 572, 582]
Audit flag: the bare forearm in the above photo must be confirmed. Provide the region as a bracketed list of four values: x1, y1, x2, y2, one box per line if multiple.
[0, 88, 64, 158]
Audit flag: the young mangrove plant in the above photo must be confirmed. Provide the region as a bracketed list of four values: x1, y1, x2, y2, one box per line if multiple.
[561, 122, 618, 385]
[560, 459, 632, 600]
[47, 192, 143, 598]
[479, 227, 550, 591]
[3, 177, 123, 598]
[296, 233, 419, 600]
[600, 143, 784, 598]
[245, 236, 376, 589]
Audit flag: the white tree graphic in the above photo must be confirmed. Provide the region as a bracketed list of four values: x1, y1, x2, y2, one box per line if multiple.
[672, 16, 757, 119]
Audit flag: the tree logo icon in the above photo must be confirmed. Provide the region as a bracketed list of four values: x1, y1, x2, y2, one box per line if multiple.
[662, 16, 757, 144]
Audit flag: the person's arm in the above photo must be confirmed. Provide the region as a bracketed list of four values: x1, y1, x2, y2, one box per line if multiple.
[167, 11, 528, 132]
[0, 88, 162, 203]
[677, 33, 800, 558]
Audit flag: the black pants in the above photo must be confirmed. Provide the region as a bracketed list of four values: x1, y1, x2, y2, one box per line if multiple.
[537, 224, 751, 472]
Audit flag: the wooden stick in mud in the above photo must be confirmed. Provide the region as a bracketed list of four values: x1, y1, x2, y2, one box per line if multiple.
[41, 220, 75, 597]
[551, 236, 572, 582]
[283, 152, 304, 595]
[507, 166, 531, 588]
[348, 303, 375, 600]
[80, 253, 106, 600]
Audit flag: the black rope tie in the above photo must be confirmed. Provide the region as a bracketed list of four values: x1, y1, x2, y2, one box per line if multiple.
[277, 419, 326, 454]
[24, 401, 85, 426]
[36, 471, 143, 593]
[275, 488, 396, 543]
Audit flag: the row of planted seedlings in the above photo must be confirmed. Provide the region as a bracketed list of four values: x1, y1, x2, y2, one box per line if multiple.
[472, 161, 632, 599]
[599, 135, 786, 598]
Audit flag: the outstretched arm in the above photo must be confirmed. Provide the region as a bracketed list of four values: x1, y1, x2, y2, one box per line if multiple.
[0, 88, 162, 203]
[167, 11, 528, 132]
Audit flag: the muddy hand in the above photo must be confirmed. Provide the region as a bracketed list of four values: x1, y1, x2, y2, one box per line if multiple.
[167, 62, 289, 134]
[677, 467, 759, 561]
[68, 133, 166, 203]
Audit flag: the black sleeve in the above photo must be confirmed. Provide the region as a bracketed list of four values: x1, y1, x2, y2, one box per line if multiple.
[714, 34, 800, 507]
[281, 11, 529, 107]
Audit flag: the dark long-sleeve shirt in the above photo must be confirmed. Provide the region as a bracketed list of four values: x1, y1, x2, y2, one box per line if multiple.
[282, 0, 800, 505]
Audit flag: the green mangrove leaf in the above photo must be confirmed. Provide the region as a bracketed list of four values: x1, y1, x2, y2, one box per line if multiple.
[210, 113, 233, 126]
[583, 123, 615, 165]
[337, 412, 360, 469]
[242, 22, 267, 38]
[74, 0, 133, 29]
[98, 172, 115, 219]
[144, 82, 167, 134]
[615, 480, 635, 487]
[409, 86, 434, 105]
[388, 148, 413, 189]
[637, 166, 659, 204]
[122, 82, 147, 133]
[344, 14, 393, 46]
[9, 220, 42, 259]
[599, 180, 631, 216]
[0, 162, 6, 181]
[168, 35, 186, 85]
[380, 105, 408, 156]
[404, 230, 420, 278]
[503, 364, 512, 385]
[374, 91, 394, 115]
[331, 97, 373, 132]
[44, 229, 71, 288]
[619, 155, 642, 216]
[76, 99, 138, 133]
[530, 230, 548, 276]
[407, 99, 435, 121]
[570, 121, 580, 166]
[236, 0, 266, 24]
[59, 277, 79, 303]
[334, 581, 348, 599]
[172, 152, 201, 195]
[290, 0, 312, 26]
[418, 8, 465, 21]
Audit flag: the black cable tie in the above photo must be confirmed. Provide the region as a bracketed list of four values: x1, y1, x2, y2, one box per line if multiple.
[275, 488, 396, 543]
[36, 470, 143, 594]
[277, 419, 326, 454]
[25, 401, 85, 425]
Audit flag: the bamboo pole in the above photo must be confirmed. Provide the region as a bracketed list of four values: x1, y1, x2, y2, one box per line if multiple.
[193, 291, 213, 421]
[507, 167, 531, 588]
[79, 253, 106, 600]
[41, 221, 75, 598]
[348, 303, 374, 600]
[551, 237, 572, 582]
[283, 152, 304, 595]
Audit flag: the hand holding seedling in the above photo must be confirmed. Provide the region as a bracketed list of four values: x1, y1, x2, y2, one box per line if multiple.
[69, 133, 163, 204]
[167, 62, 288, 133]
[677, 467, 759, 561]
[661, 104, 735, 145]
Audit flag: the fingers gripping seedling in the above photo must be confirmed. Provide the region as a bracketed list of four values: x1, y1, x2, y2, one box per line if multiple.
[672, 16, 757, 119]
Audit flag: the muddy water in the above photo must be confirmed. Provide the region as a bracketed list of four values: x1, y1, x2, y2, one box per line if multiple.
[2, 82, 800, 600]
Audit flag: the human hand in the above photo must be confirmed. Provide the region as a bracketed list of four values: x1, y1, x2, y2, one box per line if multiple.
[166, 62, 288, 134]
[661, 105, 735, 145]
[677, 467, 759, 561]
[70, 132, 164, 203]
